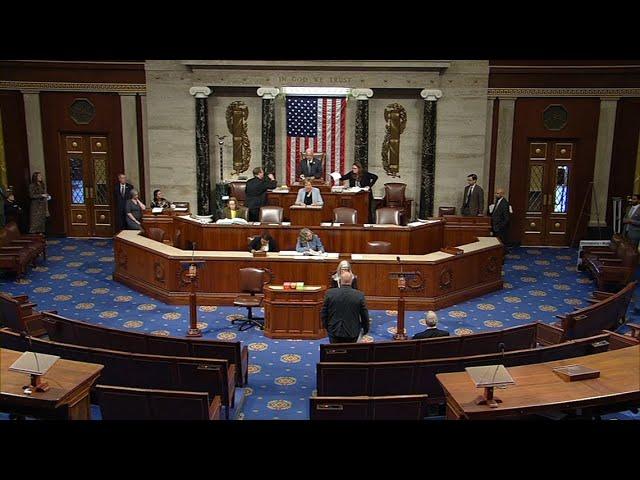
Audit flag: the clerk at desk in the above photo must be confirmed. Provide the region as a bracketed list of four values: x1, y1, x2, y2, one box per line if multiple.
[296, 228, 325, 254]
[294, 180, 324, 207]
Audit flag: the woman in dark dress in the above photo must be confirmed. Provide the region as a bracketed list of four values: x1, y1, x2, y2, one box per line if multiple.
[125, 189, 146, 230]
[28, 172, 49, 233]
[339, 161, 378, 222]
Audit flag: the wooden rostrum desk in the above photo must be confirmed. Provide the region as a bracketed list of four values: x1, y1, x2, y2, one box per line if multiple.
[263, 285, 327, 339]
[113, 230, 504, 311]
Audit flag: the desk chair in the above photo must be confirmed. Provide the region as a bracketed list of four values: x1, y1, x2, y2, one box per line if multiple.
[259, 206, 283, 224]
[232, 268, 271, 331]
[366, 241, 392, 254]
[375, 207, 402, 226]
[228, 182, 247, 206]
[438, 206, 456, 216]
[382, 183, 410, 224]
[333, 207, 358, 224]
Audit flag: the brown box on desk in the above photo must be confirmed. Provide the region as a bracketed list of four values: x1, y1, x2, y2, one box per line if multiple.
[553, 365, 601, 382]
[252, 251, 267, 257]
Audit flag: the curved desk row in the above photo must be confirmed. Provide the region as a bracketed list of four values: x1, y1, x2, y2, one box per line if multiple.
[266, 189, 370, 224]
[113, 231, 504, 311]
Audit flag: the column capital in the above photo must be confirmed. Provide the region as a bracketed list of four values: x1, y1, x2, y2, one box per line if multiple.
[257, 87, 280, 99]
[189, 86, 212, 98]
[420, 89, 443, 102]
[351, 88, 373, 100]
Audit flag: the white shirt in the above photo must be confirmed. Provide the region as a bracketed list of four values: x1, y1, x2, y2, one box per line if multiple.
[629, 204, 640, 218]
[120, 184, 125, 196]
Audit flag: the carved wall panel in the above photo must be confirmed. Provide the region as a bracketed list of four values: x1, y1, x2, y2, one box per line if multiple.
[225, 101, 251, 174]
[381, 103, 407, 177]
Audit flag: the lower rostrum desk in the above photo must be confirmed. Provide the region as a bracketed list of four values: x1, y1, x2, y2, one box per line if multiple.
[0, 348, 104, 420]
[436, 345, 640, 420]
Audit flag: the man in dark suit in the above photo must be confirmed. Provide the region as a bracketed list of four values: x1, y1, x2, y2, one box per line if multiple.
[299, 148, 323, 180]
[412, 311, 449, 339]
[321, 271, 370, 343]
[461, 173, 484, 216]
[245, 167, 277, 222]
[114, 173, 134, 231]
[623, 194, 640, 248]
[490, 188, 511, 245]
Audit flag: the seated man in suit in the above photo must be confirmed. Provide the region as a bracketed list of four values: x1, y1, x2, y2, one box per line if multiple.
[249, 231, 279, 253]
[322, 270, 370, 344]
[299, 148, 323, 180]
[412, 311, 449, 339]
[222, 197, 248, 220]
[294, 180, 324, 206]
[489, 188, 511, 245]
[461, 173, 484, 216]
[296, 228, 325, 255]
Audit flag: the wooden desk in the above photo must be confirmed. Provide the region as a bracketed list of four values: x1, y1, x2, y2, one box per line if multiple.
[441, 215, 492, 247]
[142, 208, 190, 246]
[263, 285, 327, 339]
[267, 189, 369, 224]
[289, 205, 324, 226]
[436, 345, 640, 420]
[114, 231, 503, 310]
[171, 216, 444, 255]
[0, 348, 103, 420]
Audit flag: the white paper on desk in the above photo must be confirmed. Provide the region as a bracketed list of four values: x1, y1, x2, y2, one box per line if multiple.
[281, 222, 291, 226]
[173, 207, 188, 211]
[320, 222, 332, 227]
[330, 171, 342, 183]
[333, 222, 343, 227]
[151, 207, 163, 214]
[351, 254, 364, 260]
[363, 223, 373, 227]
[417, 218, 439, 223]
[407, 221, 425, 227]
[279, 251, 302, 256]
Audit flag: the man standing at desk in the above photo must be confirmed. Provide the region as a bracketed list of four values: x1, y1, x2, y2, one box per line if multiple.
[246, 167, 277, 222]
[299, 148, 323, 180]
[321, 270, 370, 344]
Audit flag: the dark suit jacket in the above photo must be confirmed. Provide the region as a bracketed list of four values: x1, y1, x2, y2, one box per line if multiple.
[115, 182, 134, 229]
[491, 197, 510, 233]
[412, 327, 450, 339]
[462, 184, 484, 216]
[249, 236, 279, 252]
[340, 171, 378, 189]
[245, 176, 277, 210]
[299, 158, 323, 179]
[321, 286, 370, 338]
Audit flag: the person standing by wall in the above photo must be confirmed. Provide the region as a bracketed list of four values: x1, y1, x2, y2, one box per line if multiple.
[28, 172, 49, 234]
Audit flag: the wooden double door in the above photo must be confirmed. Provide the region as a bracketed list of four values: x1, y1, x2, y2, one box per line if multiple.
[522, 140, 575, 246]
[61, 134, 114, 237]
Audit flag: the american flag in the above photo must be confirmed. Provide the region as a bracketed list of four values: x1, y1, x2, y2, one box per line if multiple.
[286, 96, 347, 184]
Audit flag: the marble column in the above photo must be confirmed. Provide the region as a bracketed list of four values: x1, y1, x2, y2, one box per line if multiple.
[119, 93, 140, 196]
[257, 87, 279, 175]
[22, 91, 46, 178]
[189, 87, 212, 215]
[139, 94, 151, 204]
[590, 97, 619, 227]
[419, 89, 443, 219]
[483, 97, 496, 197]
[351, 88, 373, 169]
[494, 97, 516, 198]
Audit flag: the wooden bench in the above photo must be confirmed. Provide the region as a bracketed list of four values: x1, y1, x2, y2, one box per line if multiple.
[320, 322, 539, 363]
[550, 281, 636, 342]
[579, 234, 623, 268]
[316, 333, 612, 405]
[309, 394, 429, 420]
[0, 293, 50, 337]
[583, 239, 638, 290]
[42, 312, 248, 387]
[0, 327, 236, 419]
[0, 229, 38, 277]
[4, 221, 46, 260]
[94, 385, 222, 420]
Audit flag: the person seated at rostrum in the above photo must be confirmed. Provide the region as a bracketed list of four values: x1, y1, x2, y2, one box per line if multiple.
[222, 197, 248, 220]
[294, 180, 324, 206]
[330, 260, 359, 290]
[150, 189, 171, 209]
[249, 231, 279, 253]
[412, 311, 450, 339]
[296, 227, 325, 255]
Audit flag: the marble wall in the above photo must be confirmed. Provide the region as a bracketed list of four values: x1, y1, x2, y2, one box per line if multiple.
[145, 60, 490, 215]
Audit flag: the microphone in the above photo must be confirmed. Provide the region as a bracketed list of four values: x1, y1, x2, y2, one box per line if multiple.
[490, 342, 507, 386]
[20, 331, 41, 391]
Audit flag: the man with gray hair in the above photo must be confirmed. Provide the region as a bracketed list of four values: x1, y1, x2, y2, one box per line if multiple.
[412, 311, 449, 339]
[321, 270, 370, 343]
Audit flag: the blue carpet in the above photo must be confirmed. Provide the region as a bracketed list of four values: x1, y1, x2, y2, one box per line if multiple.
[1, 238, 638, 420]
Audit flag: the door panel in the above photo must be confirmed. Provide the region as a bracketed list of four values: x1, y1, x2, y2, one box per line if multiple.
[522, 140, 576, 246]
[61, 133, 114, 237]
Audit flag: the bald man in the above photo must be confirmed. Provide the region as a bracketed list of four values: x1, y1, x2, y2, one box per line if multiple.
[490, 188, 511, 245]
[299, 148, 323, 180]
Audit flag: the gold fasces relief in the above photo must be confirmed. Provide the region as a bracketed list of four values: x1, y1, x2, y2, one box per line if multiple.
[225, 101, 251, 175]
[381, 103, 407, 177]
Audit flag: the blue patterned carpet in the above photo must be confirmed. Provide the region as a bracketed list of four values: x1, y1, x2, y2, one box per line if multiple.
[1, 238, 638, 420]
